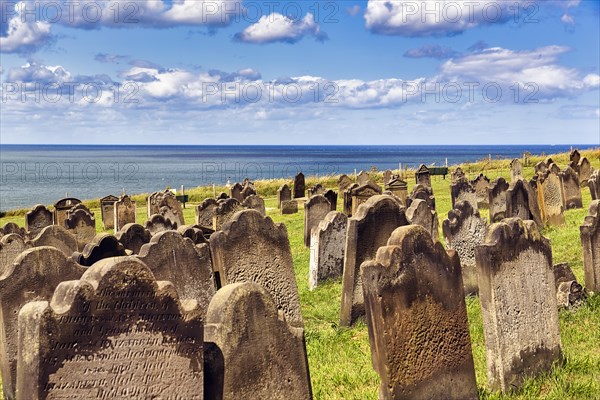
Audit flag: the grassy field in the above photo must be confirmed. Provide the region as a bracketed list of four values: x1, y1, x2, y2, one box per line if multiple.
[1, 148, 599, 399]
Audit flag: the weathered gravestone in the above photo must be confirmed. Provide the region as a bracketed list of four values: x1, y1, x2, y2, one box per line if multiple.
[0, 247, 85, 400]
[442, 201, 487, 295]
[217, 192, 229, 200]
[147, 190, 185, 225]
[64, 207, 96, 251]
[99, 195, 118, 230]
[213, 198, 244, 231]
[240, 184, 257, 200]
[0, 223, 25, 238]
[72, 233, 126, 267]
[204, 283, 312, 400]
[0, 234, 27, 278]
[294, 172, 306, 199]
[343, 183, 359, 216]
[338, 174, 353, 193]
[196, 198, 218, 229]
[589, 170, 600, 201]
[472, 174, 490, 209]
[304, 195, 331, 247]
[384, 176, 408, 206]
[323, 189, 338, 211]
[16, 257, 204, 400]
[569, 148, 581, 170]
[406, 184, 436, 211]
[113, 194, 136, 232]
[351, 182, 383, 215]
[28, 225, 78, 258]
[137, 230, 215, 315]
[242, 194, 266, 216]
[415, 164, 431, 187]
[406, 198, 439, 241]
[510, 158, 523, 183]
[451, 178, 478, 210]
[506, 179, 543, 227]
[579, 157, 592, 186]
[552, 263, 587, 309]
[277, 184, 292, 209]
[210, 210, 303, 328]
[580, 200, 600, 292]
[230, 182, 244, 202]
[357, 171, 371, 186]
[537, 167, 565, 226]
[177, 225, 208, 245]
[451, 167, 466, 183]
[115, 223, 151, 254]
[281, 200, 298, 215]
[309, 211, 347, 290]
[475, 218, 563, 392]
[25, 205, 53, 237]
[307, 183, 325, 198]
[534, 160, 548, 176]
[53, 198, 81, 227]
[362, 225, 478, 400]
[145, 214, 176, 235]
[383, 170, 392, 184]
[487, 177, 509, 222]
[559, 166, 583, 209]
[340, 195, 409, 326]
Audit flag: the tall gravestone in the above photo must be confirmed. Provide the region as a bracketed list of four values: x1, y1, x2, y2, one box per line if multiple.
[277, 184, 292, 209]
[559, 166, 583, 209]
[0, 234, 27, 278]
[506, 179, 543, 227]
[472, 174, 490, 209]
[535, 160, 548, 176]
[240, 184, 257, 200]
[147, 190, 185, 225]
[242, 194, 266, 216]
[406, 198, 439, 241]
[53, 198, 81, 228]
[357, 171, 371, 186]
[0, 247, 85, 400]
[451, 167, 466, 183]
[407, 184, 436, 211]
[415, 164, 431, 187]
[323, 189, 338, 211]
[383, 170, 392, 184]
[451, 179, 478, 210]
[578, 157, 592, 186]
[72, 233, 126, 266]
[351, 182, 382, 215]
[338, 174, 353, 193]
[99, 195, 118, 230]
[309, 211, 347, 290]
[230, 183, 244, 202]
[537, 167, 565, 226]
[63, 207, 96, 251]
[510, 158, 523, 183]
[487, 177, 509, 222]
[580, 200, 599, 292]
[210, 210, 303, 328]
[213, 198, 244, 231]
[115, 223, 151, 254]
[204, 283, 312, 400]
[589, 170, 600, 201]
[307, 183, 325, 198]
[442, 201, 487, 295]
[340, 195, 409, 326]
[475, 218, 563, 392]
[294, 173, 306, 199]
[384, 176, 408, 206]
[16, 257, 204, 400]
[113, 194, 136, 232]
[28, 225, 78, 257]
[25, 205, 53, 237]
[343, 183, 359, 216]
[145, 214, 176, 235]
[362, 225, 478, 400]
[304, 195, 331, 247]
[196, 198, 218, 229]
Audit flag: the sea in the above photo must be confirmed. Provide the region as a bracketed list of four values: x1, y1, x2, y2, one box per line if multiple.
[0, 144, 597, 211]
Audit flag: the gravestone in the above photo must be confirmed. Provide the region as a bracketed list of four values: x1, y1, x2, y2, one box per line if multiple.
[580, 200, 600, 292]
[415, 164, 431, 187]
[442, 201, 487, 295]
[210, 210, 303, 328]
[343, 183, 359, 216]
[351, 182, 383, 215]
[552, 263, 587, 309]
[338, 174, 353, 193]
[145, 214, 176, 235]
[217, 192, 229, 200]
[304, 195, 331, 247]
[213, 198, 244, 231]
[137, 230, 215, 316]
[537, 168, 565, 226]
[294, 173, 306, 199]
[146, 191, 161, 216]
[451, 167, 466, 183]
[309, 211, 347, 290]
[324, 189, 338, 211]
[560, 166, 583, 209]
[569, 148, 581, 169]
[510, 158, 523, 183]
[506, 179, 543, 227]
[487, 177, 509, 222]
[281, 200, 298, 215]
[28, 225, 78, 257]
[384, 176, 408, 206]
[0, 234, 27, 278]
[475, 218, 562, 392]
[406, 199, 439, 241]
[534, 160, 548, 176]
[16, 257, 204, 400]
[177, 225, 208, 245]
[240, 184, 256, 200]
[277, 184, 292, 209]
[472, 174, 490, 209]
[196, 198, 218, 229]
[242, 194, 266, 216]
[63, 208, 96, 251]
[0, 247, 85, 399]
[25, 205, 53, 237]
[0, 223, 25, 238]
[451, 179, 478, 210]
[204, 283, 312, 400]
[407, 184, 436, 211]
[578, 157, 592, 186]
[362, 225, 477, 400]
[357, 171, 371, 186]
[53, 198, 82, 227]
[307, 183, 325, 197]
[115, 223, 151, 254]
[589, 170, 600, 200]
[72, 233, 126, 266]
[230, 183, 244, 202]
[113, 194, 136, 232]
[158, 194, 185, 226]
[99, 195, 118, 230]
[340, 195, 409, 326]
[383, 170, 392, 184]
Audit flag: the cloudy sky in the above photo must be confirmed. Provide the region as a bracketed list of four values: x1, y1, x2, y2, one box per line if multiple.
[1, 0, 599, 144]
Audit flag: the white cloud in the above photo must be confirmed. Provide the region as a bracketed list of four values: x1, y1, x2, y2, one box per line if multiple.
[234, 13, 327, 44]
[0, 3, 52, 53]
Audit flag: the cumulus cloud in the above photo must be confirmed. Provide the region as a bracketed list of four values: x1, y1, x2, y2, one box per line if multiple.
[0, 3, 52, 54]
[404, 44, 460, 59]
[94, 53, 128, 64]
[234, 13, 327, 44]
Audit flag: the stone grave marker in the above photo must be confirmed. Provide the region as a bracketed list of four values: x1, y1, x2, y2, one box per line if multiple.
[343, 183, 359, 216]
[510, 158, 523, 183]
[351, 182, 382, 215]
[217, 192, 229, 200]
[63, 207, 96, 251]
[487, 177, 509, 222]
[53, 198, 81, 227]
[177, 225, 208, 245]
[383, 170, 392, 184]
[338, 174, 353, 193]
[25, 205, 53, 237]
[309, 211, 347, 290]
[307, 183, 325, 198]
[281, 200, 298, 215]
[230, 182, 244, 202]
[384, 176, 408, 206]
[578, 157, 592, 186]
[304, 195, 331, 247]
[406, 184, 436, 211]
[451, 179, 478, 210]
[415, 164, 431, 187]
[472, 174, 490, 209]
[323, 189, 338, 211]
[589, 170, 600, 201]
[506, 179, 543, 227]
[357, 171, 371, 186]
[537, 168, 565, 226]
[115, 223, 151, 254]
[0, 234, 28, 278]
[196, 198, 218, 229]
[294, 173, 306, 199]
[213, 198, 244, 231]
[451, 167, 466, 183]
[0, 223, 25, 238]
[580, 200, 599, 292]
[145, 214, 176, 236]
[28, 225, 78, 257]
[406, 198, 439, 241]
[277, 184, 292, 209]
[534, 160, 548, 176]
[72, 233, 126, 267]
[559, 166, 583, 209]
[99, 195, 118, 230]
[242, 194, 266, 216]
[240, 184, 256, 200]
[113, 194, 136, 232]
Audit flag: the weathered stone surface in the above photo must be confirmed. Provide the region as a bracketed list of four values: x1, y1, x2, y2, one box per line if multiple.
[277, 184, 292, 209]
[115, 223, 151, 254]
[196, 198, 218, 229]
[242, 194, 266, 216]
[294, 172, 305, 199]
[147, 190, 185, 225]
[230, 182, 244, 202]
[0, 223, 25, 237]
[210, 210, 303, 328]
[0, 247, 85, 399]
[443, 201, 487, 295]
[487, 177, 509, 222]
[569, 148, 581, 168]
[53, 197, 81, 227]
[63, 207, 96, 251]
[323, 189, 338, 211]
[537, 169, 565, 226]
[72, 233, 126, 266]
[340, 195, 409, 326]
[475, 218, 563, 392]
[589, 170, 600, 200]
[204, 283, 312, 400]
[309, 211, 347, 290]
[510, 158, 523, 183]
[16, 257, 204, 400]
[99, 195, 118, 230]
[240, 184, 257, 200]
[406, 198, 439, 241]
[343, 183, 359, 216]
[307, 183, 325, 197]
[338, 174, 353, 193]
[552, 262, 577, 287]
[451, 167, 466, 183]
[281, 200, 298, 215]
[472, 174, 490, 209]
[406, 184, 436, 211]
[579, 157, 592, 186]
[28, 225, 78, 257]
[113, 194, 136, 232]
[0, 234, 28, 278]
[145, 214, 176, 235]
[217, 192, 229, 200]
[385, 176, 408, 206]
[415, 164, 431, 187]
[177, 225, 208, 245]
[357, 171, 371, 186]
[560, 166, 583, 209]
[25, 205, 53, 237]
[580, 200, 600, 292]
[137, 230, 215, 315]
[383, 170, 392, 184]
[535, 160, 548, 175]
[213, 198, 244, 231]
[361, 225, 477, 400]
[451, 179, 478, 210]
[351, 182, 383, 215]
[304, 195, 331, 247]
[506, 179, 543, 227]
[556, 281, 587, 309]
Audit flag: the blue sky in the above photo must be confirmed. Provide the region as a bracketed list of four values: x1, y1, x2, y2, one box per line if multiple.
[1, 0, 599, 145]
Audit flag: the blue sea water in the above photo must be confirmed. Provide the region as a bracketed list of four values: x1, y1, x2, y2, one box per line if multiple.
[0, 144, 597, 211]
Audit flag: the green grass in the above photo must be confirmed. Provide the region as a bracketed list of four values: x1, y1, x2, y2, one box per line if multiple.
[1, 148, 599, 399]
